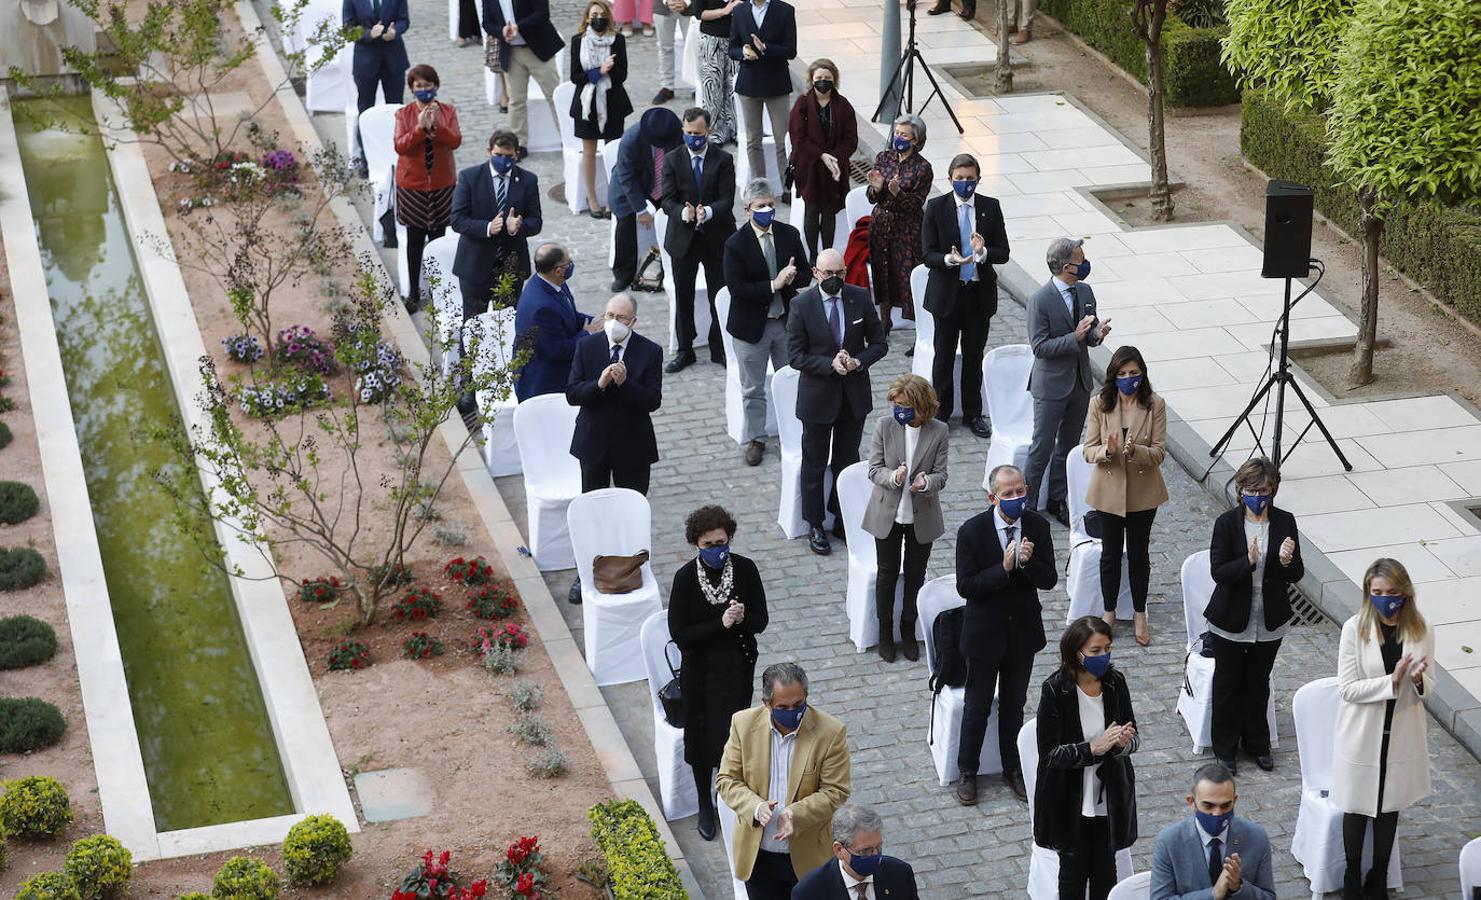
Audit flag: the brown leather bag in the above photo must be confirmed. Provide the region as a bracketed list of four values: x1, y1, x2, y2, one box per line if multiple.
[592, 551, 648, 594]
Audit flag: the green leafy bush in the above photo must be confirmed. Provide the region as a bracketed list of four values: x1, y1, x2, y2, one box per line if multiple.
[281, 814, 353, 886]
[178, 894, 212, 900]
[0, 547, 46, 591]
[211, 856, 280, 899]
[0, 775, 73, 837]
[0, 615, 59, 669]
[64, 834, 132, 899]
[0, 420, 12, 451]
[0, 697, 67, 754]
[587, 800, 685, 899]
[0, 832, 8, 870]
[0, 482, 39, 524]
[14, 871, 81, 900]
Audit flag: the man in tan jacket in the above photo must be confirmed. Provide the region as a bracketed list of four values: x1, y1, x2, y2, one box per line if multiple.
[716, 662, 852, 899]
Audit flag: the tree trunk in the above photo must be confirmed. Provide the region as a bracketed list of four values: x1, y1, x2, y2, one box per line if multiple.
[1349, 187, 1382, 387]
[1144, 24, 1174, 220]
[995, 0, 1013, 93]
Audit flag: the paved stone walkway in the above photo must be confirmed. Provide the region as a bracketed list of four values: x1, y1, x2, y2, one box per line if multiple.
[257, 1, 1481, 896]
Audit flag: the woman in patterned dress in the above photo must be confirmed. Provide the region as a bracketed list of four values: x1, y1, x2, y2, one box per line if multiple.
[692, 0, 741, 145]
[866, 113, 932, 332]
[393, 64, 462, 312]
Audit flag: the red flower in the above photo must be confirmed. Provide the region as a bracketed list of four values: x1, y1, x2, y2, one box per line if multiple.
[469, 881, 488, 899]
[438, 850, 451, 866]
[516, 873, 536, 895]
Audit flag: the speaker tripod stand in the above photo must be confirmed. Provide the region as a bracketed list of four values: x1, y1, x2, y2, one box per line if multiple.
[872, 1, 964, 133]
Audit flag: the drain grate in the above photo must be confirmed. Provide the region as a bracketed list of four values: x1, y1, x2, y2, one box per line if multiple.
[1287, 584, 1330, 627]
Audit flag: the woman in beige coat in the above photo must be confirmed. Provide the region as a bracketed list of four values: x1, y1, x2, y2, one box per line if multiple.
[1082, 346, 1168, 646]
[1331, 557, 1433, 900]
[863, 374, 949, 663]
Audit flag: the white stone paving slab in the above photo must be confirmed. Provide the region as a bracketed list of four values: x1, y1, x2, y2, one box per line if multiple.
[1301, 503, 1460, 554]
[1346, 465, 1468, 506]
[1414, 576, 1481, 626]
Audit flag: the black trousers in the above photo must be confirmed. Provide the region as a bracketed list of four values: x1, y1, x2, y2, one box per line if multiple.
[875, 523, 931, 633]
[800, 415, 865, 528]
[744, 849, 798, 900]
[1057, 816, 1117, 900]
[670, 244, 725, 354]
[403, 224, 446, 308]
[932, 289, 991, 421]
[613, 213, 641, 288]
[1342, 722, 1397, 897]
[456, 0, 481, 38]
[580, 460, 651, 496]
[958, 644, 1035, 776]
[801, 203, 838, 265]
[1208, 634, 1281, 759]
[1098, 507, 1157, 613]
[352, 45, 406, 155]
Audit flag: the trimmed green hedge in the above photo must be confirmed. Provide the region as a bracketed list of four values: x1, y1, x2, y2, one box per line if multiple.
[588, 800, 686, 899]
[1035, 0, 1239, 107]
[0, 615, 59, 669]
[1241, 89, 1481, 327]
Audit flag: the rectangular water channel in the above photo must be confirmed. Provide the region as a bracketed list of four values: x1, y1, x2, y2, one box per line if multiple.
[14, 96, 294, 832]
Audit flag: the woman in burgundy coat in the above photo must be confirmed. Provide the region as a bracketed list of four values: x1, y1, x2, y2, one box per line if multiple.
[787, 58, 859, 263]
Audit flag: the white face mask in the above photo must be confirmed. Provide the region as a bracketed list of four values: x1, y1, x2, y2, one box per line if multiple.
[604, 318, 631, 343]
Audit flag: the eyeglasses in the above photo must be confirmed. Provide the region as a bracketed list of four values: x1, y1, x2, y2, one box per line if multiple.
[817, 268, 846, 278]
[602, 313, 635, 324]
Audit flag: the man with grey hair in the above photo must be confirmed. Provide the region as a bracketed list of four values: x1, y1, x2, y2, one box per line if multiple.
[724, 178, 814, 465]
[793, 804, 920, 899]
[718, 662, 852, 900]
[1025, 236, 1112, 528]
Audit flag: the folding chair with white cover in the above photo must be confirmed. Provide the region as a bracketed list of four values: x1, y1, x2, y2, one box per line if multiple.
[837, 462, 915, 652]
[1018, 719, 1134, 899]
[713, 288, 778, 444]
[553, 81, 610, 214]
[1461, 836, 1481, 900]
[843, 185, 872, 236]
[909, 264, 962, 403]
[919, 575, 1000, 785]
[981, 344, 1035, 489]
[1106, 872, 1150, 900]
[422, 234, 464, 376]
[467, 310, 522, 477]
[567, 489, 663, 685]
[681, 18, 700, 96]
[446, 0, 460, 40]
[715, 797, 749, 900]
[1065, 445, 1135, 623]
[1290, 677, 1402, 898]
[653, 208, 712, 353]
[638, 610, 699, 820]
[768, 366, 833, 539]
[300, 0, 353, 115]
[600, 141, 656, 269]
[483, 51, 563, 153]
[512, 395, 581, 570]
[358, 104, 406, 262]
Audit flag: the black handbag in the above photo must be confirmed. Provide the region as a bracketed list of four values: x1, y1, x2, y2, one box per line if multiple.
[657, 641, 685, 728]
[782, 160, 796, 192]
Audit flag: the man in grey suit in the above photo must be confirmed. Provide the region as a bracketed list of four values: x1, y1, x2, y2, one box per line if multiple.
[1025, 237, 1112, 528]
[1150, 764, 1277, 900]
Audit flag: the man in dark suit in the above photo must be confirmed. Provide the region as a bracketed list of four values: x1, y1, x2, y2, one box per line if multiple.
[792, 804, 920, 900]
[728, 0, 796, 192]
[787, 248, 888, 556]
[481, 0, 563, 157]
[566, 293, 663, 495]
[513, 243, 600, 402]
[610, 108, 684, 292]
[342, 0, 409, 174]
[1025, 236, 1112, 528]
[661, 106, 737, 373]
[450, 129, 543, 326]
[724, 177, 813, 466]
[954, 463, 1057, 806]
[921, 153, 1010, 439]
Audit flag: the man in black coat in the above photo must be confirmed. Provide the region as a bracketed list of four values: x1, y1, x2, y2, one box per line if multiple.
[786, 248, 888, 556]
[921, 153, 1010, 439]
[954, 463, 1057, 806]
[661, 106, 737, 373]
[610, 107, 684, 292]
[727, 0, 797, 192]
[450, 129, 543, 323]
[566, 292, 663, 495]
[791, 803, 920, 900]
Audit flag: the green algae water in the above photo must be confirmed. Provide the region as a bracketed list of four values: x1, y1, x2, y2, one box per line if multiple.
[15, 97, 293, 832]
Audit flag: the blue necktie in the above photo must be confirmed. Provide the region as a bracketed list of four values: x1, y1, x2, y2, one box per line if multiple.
[692, 154, 703, 192]
[610, 343, 621, 364]
[959, 202, 976, 283]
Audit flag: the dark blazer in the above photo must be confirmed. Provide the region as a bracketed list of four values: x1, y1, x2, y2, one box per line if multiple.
[565, 331, 663, 467]
[785, 284, 888, 424]
[955, 507, 1055, 662]
[343, 0, 410, 76]
[727, 0, 797, 98]
[566, 33, 634, 130]
[1034, 667, 1139, 853]
[512, 275, 590, 401]
[660, 146, 737, 259]
[610, 122, 656, 219]
[450, 161, 543, 284]
[1206, 505, 1304, 634]
[921, 193, 1010, 320]
[791, 856, 920, 900]
[481, 0, 563, 65]
[723, 221, 814, 343]
[1027, 278, 1102, 401]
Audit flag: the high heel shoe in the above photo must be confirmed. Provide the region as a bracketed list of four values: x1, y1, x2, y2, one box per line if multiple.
[1134, 611, 1150, 646]
[1101, 611, 1116, 629]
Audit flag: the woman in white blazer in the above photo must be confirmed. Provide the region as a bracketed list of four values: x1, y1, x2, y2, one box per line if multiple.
[1330, 557, 1433, 900]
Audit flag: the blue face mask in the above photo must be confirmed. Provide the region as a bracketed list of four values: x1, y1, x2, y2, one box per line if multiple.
[771, 702, 806, 731]
[751, 207, 775, 228]
[1195, 809, 1232, 837]
[414, 88, 438, 104]
[892, 405, 916, 426]
[563, 260, 575, 280]
[892, 134, 912, 152]
[847, 852, 884, 878]
[1370, 594, 1406, 619]
[1075, 259, 1092, 281]
[699, 543, 729, 570]
[1241, 493, 1271, 517]
[1081, 651, 1112, 679]
[684, 132, 708, 152]
[952, 179, 977, 199]
[997, 495, 1027, 522]
[491, 154, 515, 174]
[1116, 375, 1143, 395]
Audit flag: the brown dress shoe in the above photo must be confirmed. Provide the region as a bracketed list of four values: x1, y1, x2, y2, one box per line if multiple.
[1010, 29, 1031, 43]
[955, 772, 979, 805]
[744, 440, 765, 466]
[926, 1, 953, 13]
[1004, 770, 1028, 803]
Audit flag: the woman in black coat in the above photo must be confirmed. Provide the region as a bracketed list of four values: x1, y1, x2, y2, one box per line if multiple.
[1206, 455, 1303, 776]
[568, 0, 633, 217]
[667, 505, 768, 842]
[1035, 616, 1139, 900]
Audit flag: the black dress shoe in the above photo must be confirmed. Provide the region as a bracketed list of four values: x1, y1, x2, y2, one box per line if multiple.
[568, 578, 583, 605]
[710, 350, 727, 366]
[926, 1, 952, 13]
[899, 633, 919, 661]
[877, 632, 897, 662]
[611, 277, 633, 292]
[1004, 770, 1028, 803]
[696, 807, 716, 841]
[1045, 501, 1071, 529]
[652, 87, 675, 104]
[1215, 756, 1237, 776]
[808, 526, 832, 555]
[905, 346, 915, 357]
[744, 440, 765, 466]
[954, 772, 978, 805]
[958, 4, 976, 17]
[664, 350, 696, 373]
[1255, 753, 1275, 771]
[966, 415, 992, 439]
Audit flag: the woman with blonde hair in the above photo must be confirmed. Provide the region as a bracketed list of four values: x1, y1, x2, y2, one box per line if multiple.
[862, 374, 948, 662]
[1331, 557, 1433, 900]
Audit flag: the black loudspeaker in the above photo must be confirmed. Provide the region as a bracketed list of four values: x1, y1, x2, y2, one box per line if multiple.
[1261, 180, 1314, 278]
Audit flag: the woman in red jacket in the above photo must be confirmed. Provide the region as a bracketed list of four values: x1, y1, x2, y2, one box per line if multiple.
[393, 64, 462, 312]
[787, 59, 858, 263]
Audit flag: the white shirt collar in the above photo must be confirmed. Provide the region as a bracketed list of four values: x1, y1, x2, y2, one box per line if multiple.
[995, 507, 1020, 529]
[688, 145, 707, 160]
[489, 159, 513, 179]
[751, 220, 772, 238]
[838, 859, 873, 890]
[607, 333, 631, 352]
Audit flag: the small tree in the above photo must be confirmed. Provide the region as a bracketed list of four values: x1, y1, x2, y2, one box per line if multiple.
[1131, 0, 1174, 220]
[1222, 0, 1356, 114]
[995, 0, 1013, 94]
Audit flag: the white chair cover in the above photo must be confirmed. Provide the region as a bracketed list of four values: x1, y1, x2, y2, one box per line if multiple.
[680, 18, 701, 96]
[919, 576, 1000, 785]
[1291, 677, 1402, 897]
[483, 71, 562, 153]
[1106, 872, 1150, 900]
[837, 462, 915, 652]
[909, 264, 962, 404]
[512, 395, 581, 570]
[981, 344, 1035, 490]
[422, 233, 464, 375]
[769, 366, 833, 539]
[715, 795, 749, 900]
[567, 488, 664, 685]
[639, 610, 700, 820]
[468, 310, 522, 477]
[554, 81, 610, 214]
[1461, 836, 1481, 900]
[714, 288, 778, 444]
[447, 0, 460, 40]
[1065, 444, 1136, 622]
[358, 103, 403, 248]
[843, 184, 872, 236]
[300, 0, 352, 114]
[1019, 719, 1134, 899]
[653, 208, 712, 353]
[672, 19, 694, 92]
